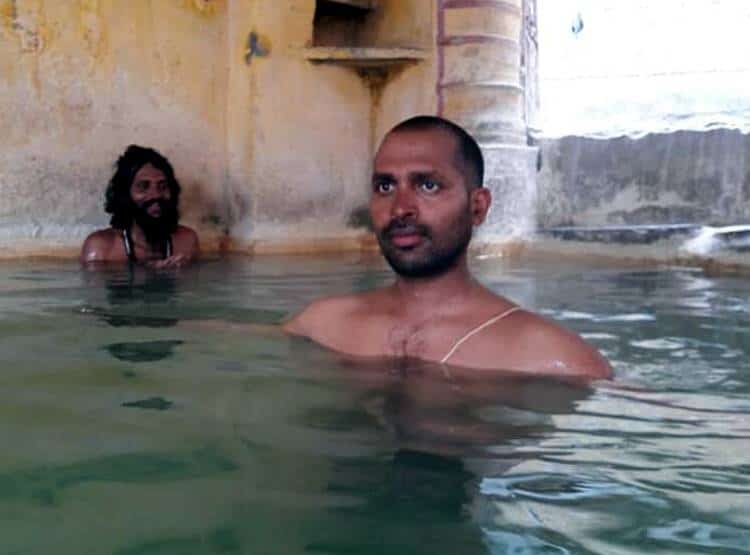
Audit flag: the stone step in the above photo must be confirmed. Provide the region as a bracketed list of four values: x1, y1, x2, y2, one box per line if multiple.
[539, 224, 750, 254]
[539, 224, 700, 244]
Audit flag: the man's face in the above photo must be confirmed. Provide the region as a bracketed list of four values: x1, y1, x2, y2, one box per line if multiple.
[370, 128, 490, 278]
[129, 163, 178, 238]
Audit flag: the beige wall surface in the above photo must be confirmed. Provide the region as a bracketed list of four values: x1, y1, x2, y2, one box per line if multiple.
[371, 0, 437, 148]
[0, 0, 440, 257]
[0, 0, 230, 254]
[230, 0, 372, 249]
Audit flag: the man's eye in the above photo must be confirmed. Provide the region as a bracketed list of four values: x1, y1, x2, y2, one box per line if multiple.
[419, 180, 440, 193]
[375, 182, 394, 194]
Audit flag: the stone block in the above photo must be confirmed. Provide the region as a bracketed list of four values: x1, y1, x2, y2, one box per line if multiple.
[477, 145, 538, 239]
[442, 43, 520, 86]
[445, 6, 522, 39]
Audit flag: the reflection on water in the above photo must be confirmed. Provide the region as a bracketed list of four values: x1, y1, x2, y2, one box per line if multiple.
[82, 266, 181, 328]
[288, 358, 591, 555]
[0, 256, 747, 554]
[105, 340, 184, 362]
[308, 448, 485, 555]
[121, 396, 174, 411]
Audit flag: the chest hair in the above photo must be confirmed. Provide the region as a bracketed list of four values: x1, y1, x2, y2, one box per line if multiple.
[386, 320, 434, 359]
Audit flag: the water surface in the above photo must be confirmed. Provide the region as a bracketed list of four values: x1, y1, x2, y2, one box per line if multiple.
[0, 255, 748, 554]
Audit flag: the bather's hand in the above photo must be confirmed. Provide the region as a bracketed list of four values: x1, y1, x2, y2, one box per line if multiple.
[146, 254, 190, 270]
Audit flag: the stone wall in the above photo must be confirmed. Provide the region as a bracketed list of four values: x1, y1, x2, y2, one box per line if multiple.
[437, 0, 538, 242]
[537, 129, 750, 228]
[0, 0, 230, 254]
[0, 0, 440, 256]
[0, 0, 535, 256]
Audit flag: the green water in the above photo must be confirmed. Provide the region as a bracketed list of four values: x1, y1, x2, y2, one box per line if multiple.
[0, 255, 748, 554]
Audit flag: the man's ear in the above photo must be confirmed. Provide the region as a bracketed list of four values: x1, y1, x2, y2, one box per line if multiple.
[469, 187, 492, 225]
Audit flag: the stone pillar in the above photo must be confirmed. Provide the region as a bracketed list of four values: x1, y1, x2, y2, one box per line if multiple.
[438, 0, 538, 241]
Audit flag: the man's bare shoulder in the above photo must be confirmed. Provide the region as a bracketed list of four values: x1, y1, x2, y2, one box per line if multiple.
[80, 228, 123, 263]
[451, 308, 612, 379]
[174, 224, 198, 242]
[282, 289, 385, 337]
[507, 310, 612, 379]
[172, 224, 199, 258]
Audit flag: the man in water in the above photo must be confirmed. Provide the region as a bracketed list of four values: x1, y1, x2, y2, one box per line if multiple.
[284, 116, 611, 379]
[81, 145, 199, 268]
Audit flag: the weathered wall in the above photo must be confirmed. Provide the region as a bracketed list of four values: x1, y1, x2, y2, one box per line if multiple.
[0, 0, 444, 256]
[436, 0, 538, 241]
[371, 0, 437, 145]
[0, 0, 230, 253]
[1, 0, 535, 256]
[231, 0, 440, 252]
[537, 130, 750, 227]
[226, 0, 375, 249]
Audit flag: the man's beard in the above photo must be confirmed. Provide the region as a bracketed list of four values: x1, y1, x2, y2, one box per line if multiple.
[131, 199, 179, 245]
[376, 211, 473, 279]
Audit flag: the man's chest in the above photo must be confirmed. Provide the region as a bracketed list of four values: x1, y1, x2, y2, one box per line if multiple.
[330, 316, 459, 362]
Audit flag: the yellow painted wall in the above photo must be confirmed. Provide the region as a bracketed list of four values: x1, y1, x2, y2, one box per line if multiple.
[370, 0, 437, 146]
[226, 0, 438, 252]
[226, 0, 374, 250]
[0, 0, 440, 256]
[0, 0, 229, 253]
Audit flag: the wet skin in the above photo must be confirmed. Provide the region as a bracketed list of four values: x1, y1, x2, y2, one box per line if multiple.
[284, 128, 612, 379]
[80, 163, 199, 268]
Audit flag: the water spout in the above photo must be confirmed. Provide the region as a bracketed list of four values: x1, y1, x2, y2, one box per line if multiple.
[681, 225, 750, 256]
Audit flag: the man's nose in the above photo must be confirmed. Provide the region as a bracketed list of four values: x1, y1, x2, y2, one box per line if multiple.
[145, 185, 167, 200]
[391, 186, 417, 219]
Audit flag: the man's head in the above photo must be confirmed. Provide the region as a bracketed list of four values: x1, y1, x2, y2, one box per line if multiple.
[388, 116, 485, 189]
[104, 145, 180, 241]
[370, 116, 491, 278]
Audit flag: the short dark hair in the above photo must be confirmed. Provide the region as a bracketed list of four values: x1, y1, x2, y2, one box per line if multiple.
[388, 115, 484, 188]
[104, 145, 181, 229]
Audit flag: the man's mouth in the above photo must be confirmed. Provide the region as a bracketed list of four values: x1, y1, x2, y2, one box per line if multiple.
[385, 225, 427, 248]
[142, 200, 164, 218]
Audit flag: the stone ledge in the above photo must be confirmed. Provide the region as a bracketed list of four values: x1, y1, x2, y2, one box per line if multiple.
[227, 233, 378, 256]
[539, 224, 700, 244]
[531, 225, 750, 274]
[539, 223, 750, 254]
[304, 47, 427, 69]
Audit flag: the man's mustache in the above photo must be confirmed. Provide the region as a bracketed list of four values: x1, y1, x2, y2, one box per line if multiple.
[381, 218, 431, 239]
[136, 198, 172, 215]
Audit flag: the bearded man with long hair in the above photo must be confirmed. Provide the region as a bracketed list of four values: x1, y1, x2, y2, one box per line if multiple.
[81, 145, 199, 268]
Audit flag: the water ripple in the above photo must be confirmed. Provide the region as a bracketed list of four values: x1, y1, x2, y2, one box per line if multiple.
[483, 529, 575, 555]
[480, 473, 665, 507]
[646, 519, 750, 551]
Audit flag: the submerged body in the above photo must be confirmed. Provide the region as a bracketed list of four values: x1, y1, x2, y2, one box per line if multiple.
[82, 224, 198, 267]
[285, 117, 611, 379]
[284, 279, 610, 378]
[81, 147, 198, 268]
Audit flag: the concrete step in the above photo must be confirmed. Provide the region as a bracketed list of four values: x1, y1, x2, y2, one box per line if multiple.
[539, 224, 700, 244]
[539, 224, 750, 254]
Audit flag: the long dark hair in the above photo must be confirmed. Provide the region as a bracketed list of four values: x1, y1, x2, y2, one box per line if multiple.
[104, 145, 181, 230]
